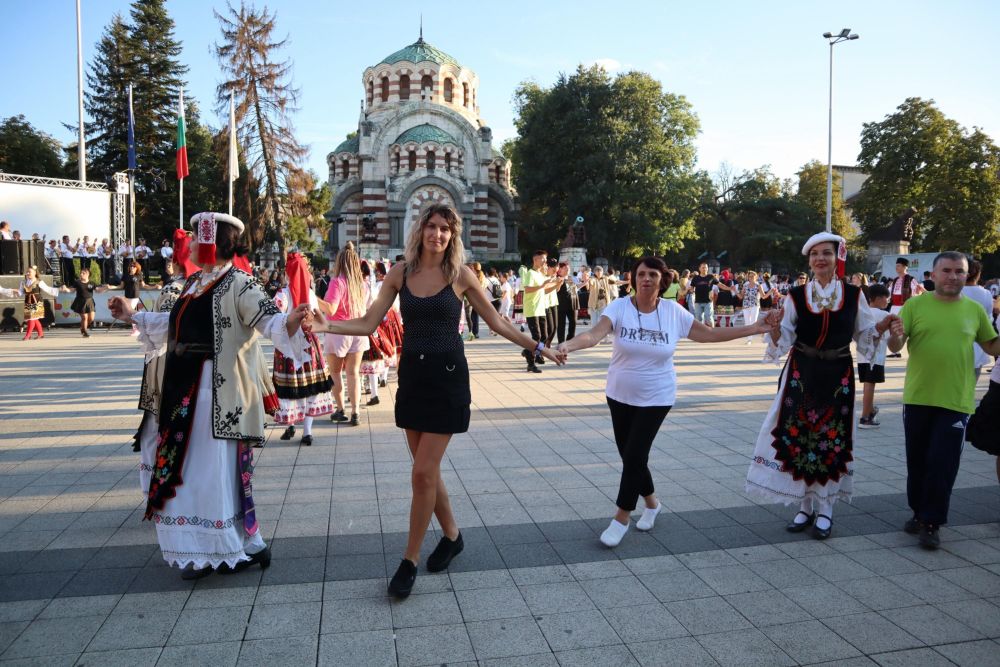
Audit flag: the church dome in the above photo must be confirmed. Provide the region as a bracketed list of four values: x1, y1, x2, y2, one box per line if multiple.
[394, 124, 459, 146]
[334, 135, 359, 154]
[379, 37, 461, 68]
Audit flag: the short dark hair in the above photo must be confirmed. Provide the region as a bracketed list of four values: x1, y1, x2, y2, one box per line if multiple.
[896, 257, 909, 266]
[215, 223, 248, 260]
[868, 283, 890, 300]
[967, 259, 982, 282]
[932, 251, 967, 269]
[630, 256, 673, 291]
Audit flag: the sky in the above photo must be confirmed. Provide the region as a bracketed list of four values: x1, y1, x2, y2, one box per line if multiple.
[2, 0, 998, 185]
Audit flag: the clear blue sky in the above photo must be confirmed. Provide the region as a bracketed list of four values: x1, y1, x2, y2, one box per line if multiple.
[2, 0, 998, 184]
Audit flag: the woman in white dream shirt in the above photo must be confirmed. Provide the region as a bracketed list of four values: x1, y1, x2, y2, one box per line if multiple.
[557, 257, 781, 547]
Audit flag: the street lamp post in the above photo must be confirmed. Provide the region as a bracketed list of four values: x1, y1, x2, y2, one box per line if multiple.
[823, 28, 859, 233]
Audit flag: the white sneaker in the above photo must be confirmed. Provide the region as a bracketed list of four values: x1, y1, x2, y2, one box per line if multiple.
[600, 519, 629, 547]
[636, 503, 662, 531]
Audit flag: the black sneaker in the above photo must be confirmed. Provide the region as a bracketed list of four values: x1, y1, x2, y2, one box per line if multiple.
[919, 524, 940, 549]
[349, 413, 359, 426]
[330, 409, 348, 423]
[903, 516, 921, 534]
[300, 435, 312, 447]
[426, 533, 464, 572]
[366, 396, 380, 406]
[388, 558, 417, 598]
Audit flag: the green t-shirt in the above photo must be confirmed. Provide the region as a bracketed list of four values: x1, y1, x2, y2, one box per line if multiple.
[520, 267, 548, 317]
[662, 283, 681, 300]
[900, 292, 997, 413]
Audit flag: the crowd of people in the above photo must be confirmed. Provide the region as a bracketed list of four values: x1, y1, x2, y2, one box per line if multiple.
[10, 206, 995, 600]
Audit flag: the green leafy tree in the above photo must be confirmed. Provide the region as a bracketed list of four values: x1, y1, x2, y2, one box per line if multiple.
[0, 115, 64, 177]
[854, 97, 1000, 253]
[508, 65, 702, 262]
[214, 2, 307, 254]
[794, 160, 854, 241]
[283, 169, 331, 252]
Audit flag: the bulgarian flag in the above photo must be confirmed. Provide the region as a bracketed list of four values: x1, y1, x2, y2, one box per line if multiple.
[176, 91, 189, 180]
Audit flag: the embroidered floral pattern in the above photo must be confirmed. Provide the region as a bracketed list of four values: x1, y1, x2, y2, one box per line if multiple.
[151, 511, 243, 529]
[771, 355, 854, 485]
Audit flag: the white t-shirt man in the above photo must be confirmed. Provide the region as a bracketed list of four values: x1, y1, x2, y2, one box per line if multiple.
[160, 245, 174, 261]
[601, 297, 695, 407]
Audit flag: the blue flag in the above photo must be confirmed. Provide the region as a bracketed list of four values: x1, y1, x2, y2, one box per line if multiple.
[127, 84, 136, 170]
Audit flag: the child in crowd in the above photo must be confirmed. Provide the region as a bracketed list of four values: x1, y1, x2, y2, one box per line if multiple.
[859, 283, 891, 428]
[62, 267, 97, 337]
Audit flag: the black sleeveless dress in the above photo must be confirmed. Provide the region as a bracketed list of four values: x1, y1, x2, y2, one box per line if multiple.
[395, 276, 471, 434]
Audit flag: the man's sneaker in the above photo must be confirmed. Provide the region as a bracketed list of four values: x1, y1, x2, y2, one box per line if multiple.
[919, 524, 940, 549]
[871, 406, 879, 418]
[903, 516, 921, 535]
[426, 533, 464, 572]
[330, 409, 349, 423]
[859, 416, 880, 429]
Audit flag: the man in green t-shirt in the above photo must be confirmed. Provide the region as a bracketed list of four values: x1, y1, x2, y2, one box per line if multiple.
[519, 250, 559, 372]
[888, 251, 1000, 549]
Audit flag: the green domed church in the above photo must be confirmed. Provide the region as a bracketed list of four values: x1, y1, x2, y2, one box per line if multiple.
[326, 34, 519, 260]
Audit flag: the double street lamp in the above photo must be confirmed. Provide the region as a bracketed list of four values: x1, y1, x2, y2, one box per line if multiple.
[823, 28, 859, 233]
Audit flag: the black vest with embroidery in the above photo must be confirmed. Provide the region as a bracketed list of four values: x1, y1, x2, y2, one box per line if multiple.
[788, 281, 860, 350]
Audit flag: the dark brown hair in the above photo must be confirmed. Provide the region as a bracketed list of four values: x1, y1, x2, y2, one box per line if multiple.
[215, 223, 249, 260]
[630, 256, 673, 291]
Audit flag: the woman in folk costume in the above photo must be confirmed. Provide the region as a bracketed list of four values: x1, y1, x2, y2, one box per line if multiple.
[272, 252, 335, 445]
[746, 232, 893, 539]
[109, 212, 313, 580]
[360, 261, 399, 406]
[0, 266, 58, 339]
[132, 229, 201, 491]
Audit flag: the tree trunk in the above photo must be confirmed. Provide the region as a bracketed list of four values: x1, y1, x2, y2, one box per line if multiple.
[252, 86, 283, 259]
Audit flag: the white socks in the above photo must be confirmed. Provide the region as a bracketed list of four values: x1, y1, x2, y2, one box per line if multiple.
[815, 498, 833, 531]
[302, 416, 313, 437]
[600, 519, 629, 547]
[369, 379, 379, 399]
[636, 502, 662, 531]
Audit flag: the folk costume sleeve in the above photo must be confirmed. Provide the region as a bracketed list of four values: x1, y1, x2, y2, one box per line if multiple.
[133, 311, 171, 362]
[764, 294, 797, 364]
[852, 289, 880, 365]
[234, 276, 311, 369]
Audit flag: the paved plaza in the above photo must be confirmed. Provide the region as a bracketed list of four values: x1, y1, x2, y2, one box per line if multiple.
[0, 325, 998, 666]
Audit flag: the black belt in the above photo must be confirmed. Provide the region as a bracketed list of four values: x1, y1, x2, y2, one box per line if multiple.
[793, 342, 851, 361]
[171, 342, 213, 357]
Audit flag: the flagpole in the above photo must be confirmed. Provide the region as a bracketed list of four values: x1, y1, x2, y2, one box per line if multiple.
[228, 91, 235, 215]
[127, 84, 136, 244]
[75, 0, 86, 182]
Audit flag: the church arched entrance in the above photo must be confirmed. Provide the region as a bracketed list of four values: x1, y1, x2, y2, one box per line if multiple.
[403, 185, 456, 242]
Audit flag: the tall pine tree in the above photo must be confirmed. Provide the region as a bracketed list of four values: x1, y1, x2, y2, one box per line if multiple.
[83, 14, 133, 182]
[214, 2, 307, 253]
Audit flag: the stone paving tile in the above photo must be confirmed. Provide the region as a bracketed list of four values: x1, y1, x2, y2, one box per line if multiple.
[878, 604, 984, 644]
[695, 627, 795, 667]
[553, 644, 639, 666]
[627, 636, 719, 666]
[760, 619, 863, 664]
[665, 596, 753, 636]
[317, 630, 396, 667]
[821, 611, 924, 655]
[869, 646, 955, 666]
[236, 636, 318, 667]
[3, 615, 105, 659]
[244, 602, 321, 640]
[535, 609, 622, 652]
[389, 591, 462, 628]
[932, 639, 1000, 667]
[465, 616, 550, 661]
[393, 623, 474, 667]
[599, 604, 688, 643]
[157, 641, 241, 667]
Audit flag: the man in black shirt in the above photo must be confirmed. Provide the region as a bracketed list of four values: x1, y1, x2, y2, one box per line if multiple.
[922, 271, 935, 291]
[689, 263, 718, 327]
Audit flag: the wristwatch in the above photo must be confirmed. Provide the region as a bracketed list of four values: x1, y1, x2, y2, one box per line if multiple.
[535, 341, 545, 354]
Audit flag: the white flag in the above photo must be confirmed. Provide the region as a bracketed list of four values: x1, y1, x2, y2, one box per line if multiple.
[228, 91, 239, 182]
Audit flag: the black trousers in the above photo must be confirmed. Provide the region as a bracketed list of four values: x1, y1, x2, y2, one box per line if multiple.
[101, 258, 117, 284]
[607, 397, 671, 511]
[556, 296, 576, 343]
[544, 305, 557, 347]
[59, 258, 76, 285]
[903, 404, 969, 526]
[79, 257, 91, 271]
[137, 258, 149, 282]
[526, 315, 547, 346]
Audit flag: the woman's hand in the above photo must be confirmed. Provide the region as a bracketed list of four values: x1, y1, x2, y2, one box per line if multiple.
[876, 314, 899, 336]
[541, 346, 565, 366]
[285, 303, 312, 335]
[108, 296, 136, 324]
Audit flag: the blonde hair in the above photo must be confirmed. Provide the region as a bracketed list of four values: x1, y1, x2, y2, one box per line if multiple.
[404, 203, 466, 284]
[332, 241, 367, 317]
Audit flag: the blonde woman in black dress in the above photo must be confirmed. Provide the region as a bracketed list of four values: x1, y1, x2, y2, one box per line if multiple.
[313, 204, 563, 598]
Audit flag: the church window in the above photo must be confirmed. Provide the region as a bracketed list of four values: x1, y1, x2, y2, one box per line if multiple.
[341, 159, 350, 180]
[426, 151, 436, 171]
[381, 76, 390, 102]
[367, 80, 373, 107]
[398, 74, 410, 100]
[394, 151, 401, 174]
[408, 151, 416, 172]
[462, 82, 469, 107]
[443, 78, 453, 103]
[445, 153, 452, 172]
[495, 165, 503, 183]
[421, 75, 433, 99]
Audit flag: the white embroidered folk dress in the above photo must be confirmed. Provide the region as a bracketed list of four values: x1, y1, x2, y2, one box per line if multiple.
[745, 279, 879, 506]
[133, 264, 308, 569]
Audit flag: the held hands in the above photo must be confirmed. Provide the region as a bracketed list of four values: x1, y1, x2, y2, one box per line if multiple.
[754, 307, 783, 336]
[108, 296, 135, 324]
[286, 303, 313, 333]
[542, 346, 566, 366]
[886, 315, 905, 338]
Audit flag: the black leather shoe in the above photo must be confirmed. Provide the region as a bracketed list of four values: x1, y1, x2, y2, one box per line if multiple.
[785, 511, 814, 533]
[217, 546, 272, 575]
[388, 558, 418, 598]
[919, 524, 940, 549]
[367, 396, 380, 406]
[330, 409, 349, 423]
[535, 354, 545, 365]
[180, 565, 214, 580]
[379, 378, 387, 387]
[812, 514, 833, 540]
[279, 425, 295, 440]
[426, 533, 464, 572]
[349, 413, 359, 426]
[300, 435, 313, 446]
[903, 516, 921, 535]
